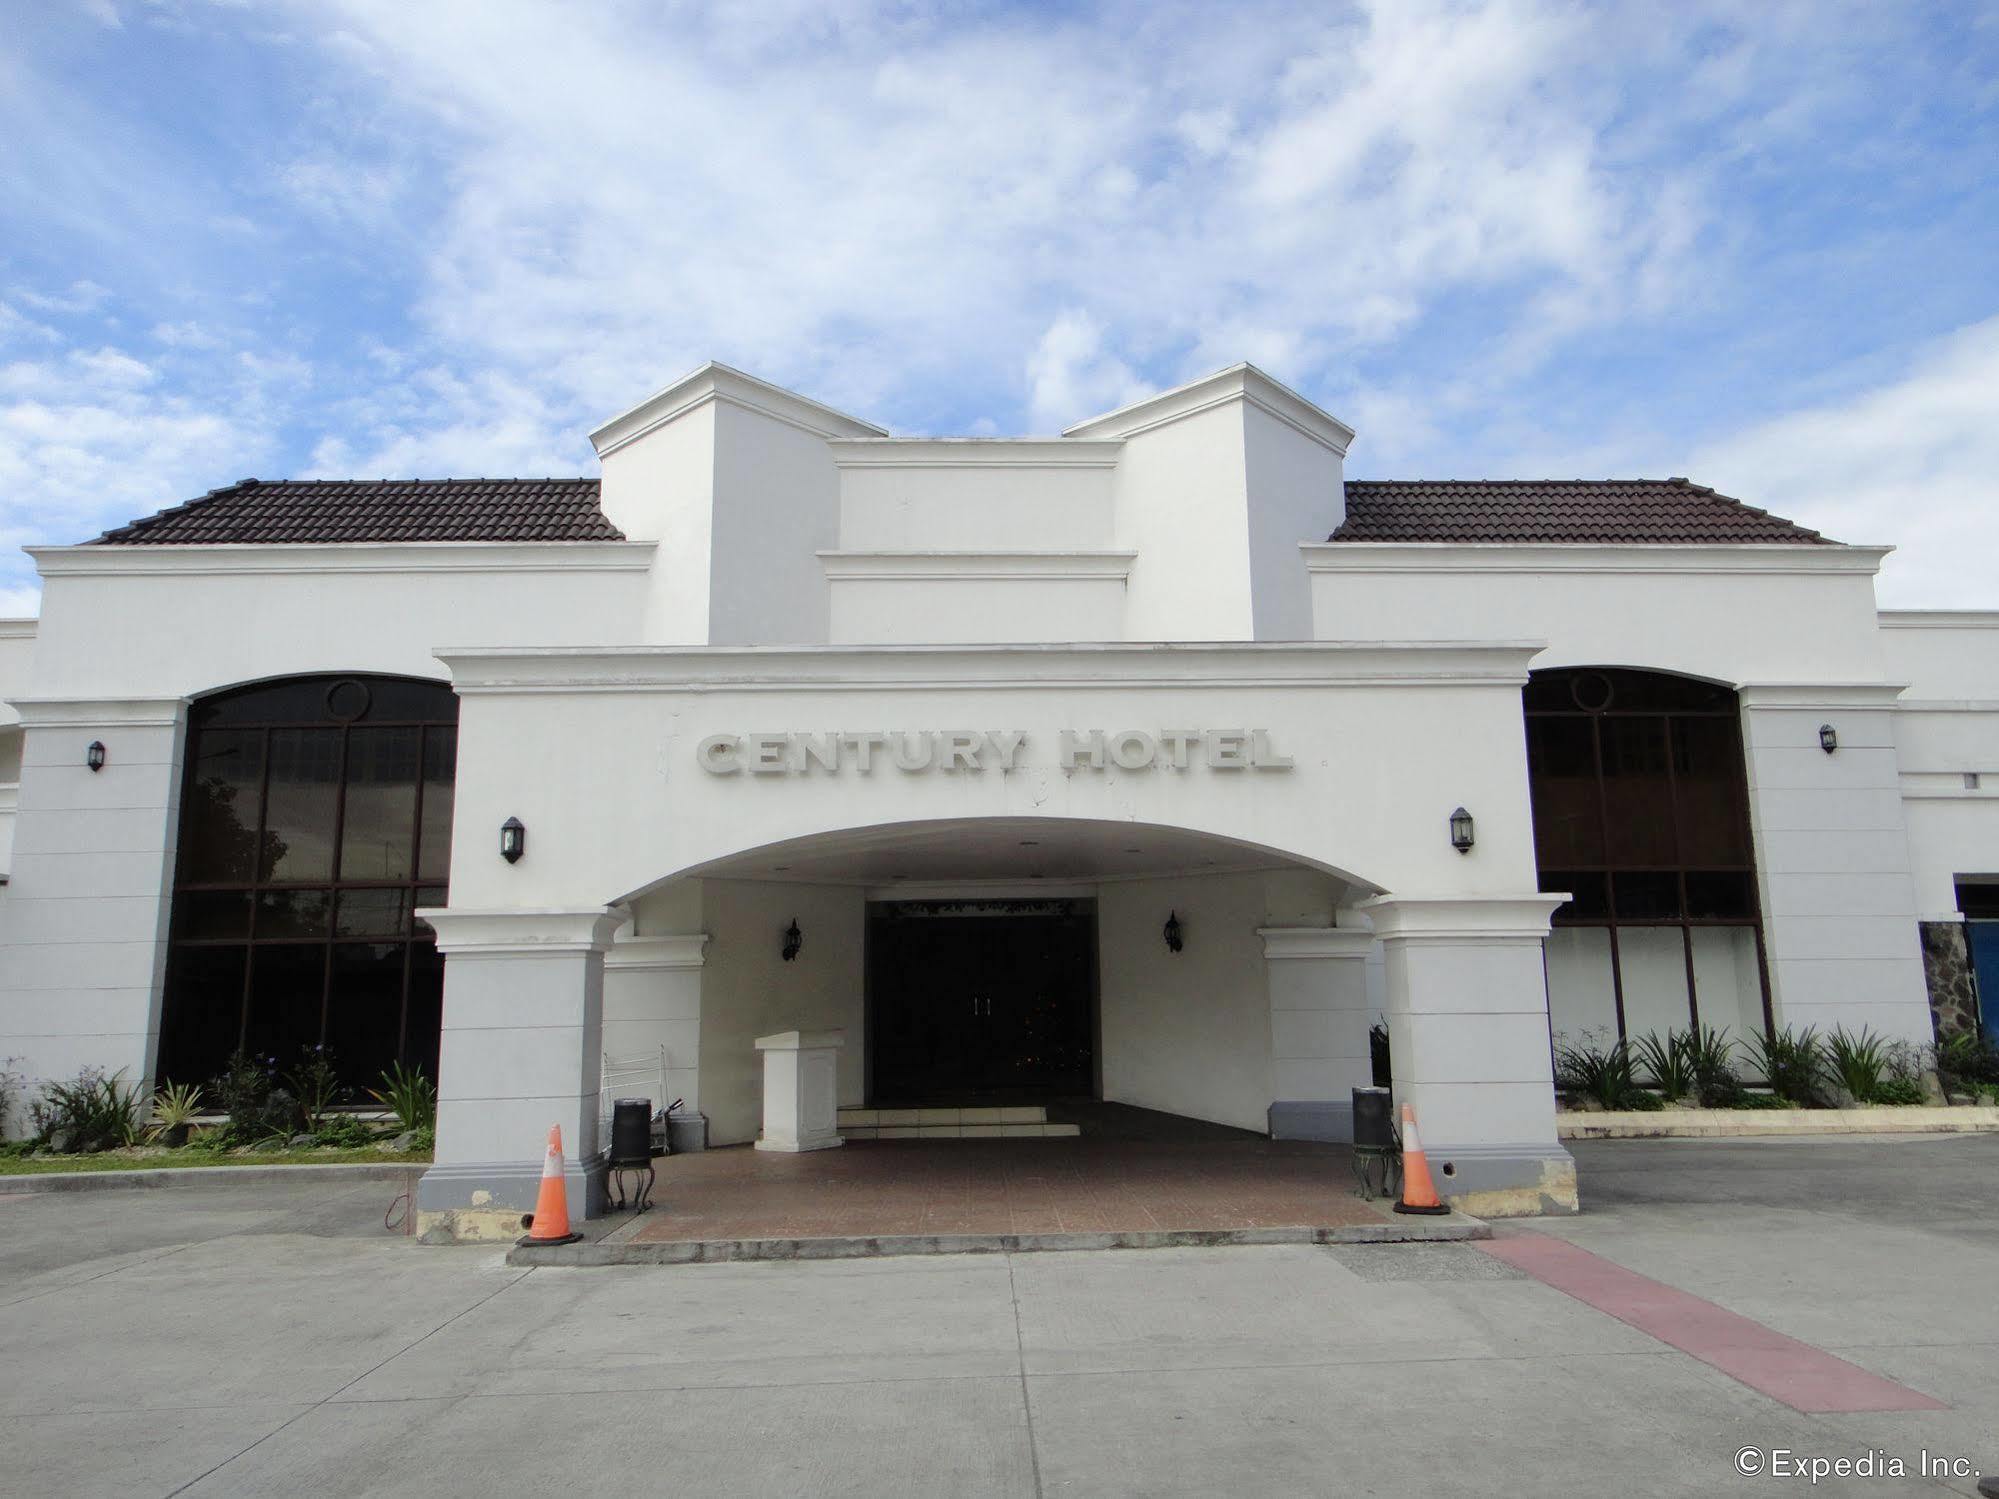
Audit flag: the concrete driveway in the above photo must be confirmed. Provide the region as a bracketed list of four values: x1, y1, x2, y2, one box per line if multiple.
[3, 1135, 1996, 1498]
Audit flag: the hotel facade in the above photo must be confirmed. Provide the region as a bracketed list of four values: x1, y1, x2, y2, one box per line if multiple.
[1, 363, 1993, 1236]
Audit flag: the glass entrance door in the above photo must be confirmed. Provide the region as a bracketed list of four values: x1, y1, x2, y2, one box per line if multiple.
[867, 901, 1096, 1102]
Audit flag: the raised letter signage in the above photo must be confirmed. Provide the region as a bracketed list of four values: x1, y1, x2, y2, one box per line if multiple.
[697, 730, 1292, 775]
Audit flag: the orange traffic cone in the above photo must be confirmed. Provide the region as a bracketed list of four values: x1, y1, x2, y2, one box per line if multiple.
[1393, 1102, 1451, 1216]
[516, 1124, 584, 1247]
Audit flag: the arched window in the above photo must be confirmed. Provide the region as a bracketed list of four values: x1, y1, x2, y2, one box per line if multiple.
[1525, 668, 1772, 1045]
[156, 675, 458, 1093]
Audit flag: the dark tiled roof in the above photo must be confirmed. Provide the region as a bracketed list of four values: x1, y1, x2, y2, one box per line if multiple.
[92, 478, 622, 544]
[1329, 479, 1832, 545]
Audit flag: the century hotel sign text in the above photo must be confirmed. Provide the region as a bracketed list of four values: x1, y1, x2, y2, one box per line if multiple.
[698, 730, 1294, 775]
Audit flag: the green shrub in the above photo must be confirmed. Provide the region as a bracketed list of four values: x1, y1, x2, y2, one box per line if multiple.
[311, 1114, 379, 1148]
[30, 1067, 143, 1153]
[1934, 1031, 1999, 1093]
[1872, 1077, 1925, 1106]
[1684, 1024, 1745, 1107]
[285, 1045, 341, 1132]
[211, 1051, 294, 1142]
[370, 1061, 437, 1133]
[1745, 1025, 1832, 1107]
[1827, 1026, 1892, 1104]
[1554, 1030, 1649, 1109]
[1631, 1030, 1695, 1101]
[146, 1081, 205, 1144]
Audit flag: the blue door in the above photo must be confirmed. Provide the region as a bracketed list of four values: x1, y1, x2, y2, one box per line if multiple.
[1970, 921, 1999, 1046]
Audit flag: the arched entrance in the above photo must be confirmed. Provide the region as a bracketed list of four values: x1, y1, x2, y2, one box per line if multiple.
[610, 816, 1380, 1146]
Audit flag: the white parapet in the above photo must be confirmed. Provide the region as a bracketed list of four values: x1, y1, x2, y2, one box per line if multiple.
[754, 1029, 846, 1152]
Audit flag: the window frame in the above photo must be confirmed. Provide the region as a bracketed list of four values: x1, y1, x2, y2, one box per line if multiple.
[157, 675, 458, 1091]
[1526, 668, 1775, 1044]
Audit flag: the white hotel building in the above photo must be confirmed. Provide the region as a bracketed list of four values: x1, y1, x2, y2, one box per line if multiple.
[0, 363, 1994, 1236]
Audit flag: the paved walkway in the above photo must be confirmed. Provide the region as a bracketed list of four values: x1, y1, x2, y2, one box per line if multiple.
[3, 1136, 1997, 1497]
[617, 1137, 1390, 1244]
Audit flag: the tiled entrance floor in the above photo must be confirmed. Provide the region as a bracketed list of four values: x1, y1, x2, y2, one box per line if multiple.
[621, 1137, 1391, 1243]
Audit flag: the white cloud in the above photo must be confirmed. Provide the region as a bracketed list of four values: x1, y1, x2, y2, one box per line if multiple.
[271, 0, 1724, 439]
[1, 0, 1985, 594]
[1025, 311, 1148, 435]
[0, 337, 297, 595]
[1692, 315, 1999, 606]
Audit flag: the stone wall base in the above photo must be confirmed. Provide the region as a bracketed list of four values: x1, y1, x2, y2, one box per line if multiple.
[1428, 1142, 1579, 1217]
[1920, 920, 1979, 1039]
[415, 1153, 609, 1244]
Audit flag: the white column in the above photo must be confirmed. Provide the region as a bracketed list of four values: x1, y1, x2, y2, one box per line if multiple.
[416, 906, 621, 1241]
[1258, 926, 1376, 1141]
[0, 697, 185, 1107]
[754, 1029, 845, 1152]
[1739, 684, 1933, 1045]
[1359, 893, 1575, 1216]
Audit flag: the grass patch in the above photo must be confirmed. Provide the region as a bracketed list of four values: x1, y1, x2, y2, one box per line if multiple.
[0, 1146, 428, 1176]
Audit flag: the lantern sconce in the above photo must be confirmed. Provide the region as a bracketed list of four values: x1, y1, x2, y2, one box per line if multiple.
[1449, 806, 1475, 854]
[499, 816, 526, 864]
[1163, 910, 1184, 953]
[781, 918, 803, 963]
[86, 740, 107, 773]
[1818, 723, 1838, 755]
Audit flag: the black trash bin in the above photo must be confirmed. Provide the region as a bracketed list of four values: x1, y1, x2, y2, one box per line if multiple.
[1351, 1086, 1395, 1150]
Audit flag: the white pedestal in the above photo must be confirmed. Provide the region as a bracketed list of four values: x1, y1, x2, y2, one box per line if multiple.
[754, 1029, 846, 1152]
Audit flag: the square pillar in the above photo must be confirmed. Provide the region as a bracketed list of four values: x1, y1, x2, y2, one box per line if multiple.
[415, 906, 621, 1242]
[754, 1029, 845, 1152]
[1259, 927, 1376, 1141]
[1359, 893, 1576, 1216]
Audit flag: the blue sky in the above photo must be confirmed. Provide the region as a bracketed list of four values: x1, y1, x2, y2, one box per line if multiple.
[3, 0, 1997, 611]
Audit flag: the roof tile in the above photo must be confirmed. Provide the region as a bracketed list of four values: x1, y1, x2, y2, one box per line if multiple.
[1329, 479, 1831, 545]
[91, 478, 622, 545]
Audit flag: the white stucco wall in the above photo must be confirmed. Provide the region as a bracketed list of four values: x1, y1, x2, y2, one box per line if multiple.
[1307, 544, 1892, 685]
[1242, 401, 1343, 641]
[1879, 613, 1999, 917]
[1097, 872, 1276, 1132]
[21, 545, 652, 699]
[437, 643, 1548, 917]
[697, 878, 866, 1147]
[709, 399, 844, 646]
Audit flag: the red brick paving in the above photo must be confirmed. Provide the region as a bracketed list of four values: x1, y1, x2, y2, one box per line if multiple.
[626, 1138, 1389, 1243]
[1477, 1233, 1947, 1414]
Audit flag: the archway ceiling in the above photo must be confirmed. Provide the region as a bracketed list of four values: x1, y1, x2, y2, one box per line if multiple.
[681, 817, 1323, 888]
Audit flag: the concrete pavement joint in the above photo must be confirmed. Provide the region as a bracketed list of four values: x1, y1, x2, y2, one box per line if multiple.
[0, 1241, 200, 1311]
[1005, 1254, 1048, 1499]
[160, 1265, 535, 1498]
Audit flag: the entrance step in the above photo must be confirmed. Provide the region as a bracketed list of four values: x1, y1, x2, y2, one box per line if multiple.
[842, 1124, 1081, 1140]
[836, 1105, 1078, 1140]
[840, 1106, 1047, 1125]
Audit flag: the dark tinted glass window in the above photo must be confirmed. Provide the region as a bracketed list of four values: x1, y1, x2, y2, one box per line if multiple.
[157, 676, 458, 1093]
[1524, 667, 1768, 1042]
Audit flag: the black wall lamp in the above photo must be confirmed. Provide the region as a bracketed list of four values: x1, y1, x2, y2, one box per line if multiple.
[1819, 723, 1838, 754]
[86, 740, 106, 773]
[1163, 911, 1184, 953]
[499, 816, 526, 864]
[1449, 806, 1475, 854]
[781, 919, 802, 962]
